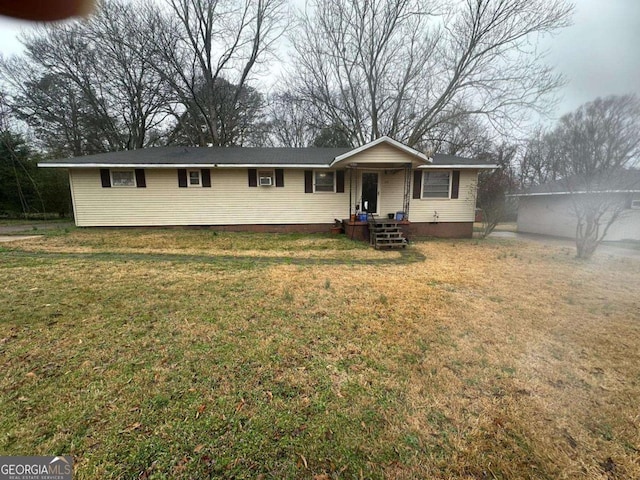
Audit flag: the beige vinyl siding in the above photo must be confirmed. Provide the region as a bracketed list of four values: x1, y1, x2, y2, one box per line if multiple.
[378, 169, 406, 216]
[334, 142, 421, 166]
[70, 168, 350, 227]
[409, 169, 478, 222]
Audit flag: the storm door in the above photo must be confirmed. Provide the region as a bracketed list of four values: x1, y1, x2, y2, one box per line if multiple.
[361, 172, 379, 214]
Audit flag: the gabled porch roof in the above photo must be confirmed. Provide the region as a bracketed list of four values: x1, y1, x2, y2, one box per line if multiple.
[330, 136, 430, 166]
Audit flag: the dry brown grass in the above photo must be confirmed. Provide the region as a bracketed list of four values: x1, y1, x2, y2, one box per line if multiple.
[259, 240, 640, 478]
[0, 230, 638, 479]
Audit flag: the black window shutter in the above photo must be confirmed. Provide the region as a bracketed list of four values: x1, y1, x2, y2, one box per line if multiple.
[451, 170, 460, 199]
[100, 169, 111, 188]
[275, 169, 284, 187]
[336, 170, 345, 193]
[304, 170, 313, 193]
[135, 169, 146, 188]
[248, 169, 257, 187]
[413, 170, 422, 199]
[178, 169, 187, 188]
[201, 169, 211, 187]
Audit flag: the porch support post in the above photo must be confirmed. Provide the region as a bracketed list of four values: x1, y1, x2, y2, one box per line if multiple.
[403, 163, 412, 220]
[349, 167, 353, 216]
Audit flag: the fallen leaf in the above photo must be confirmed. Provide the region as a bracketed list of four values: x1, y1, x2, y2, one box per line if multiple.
[196, 403, 206, 418]
[235, 398, 245, 413]
[600, 457, 616, 473]
[26, 372, 36, 378]
[194, 444, 205, 453]
[298, 453, 308, 469]
[139, 461, 157, 480]
[119, 422, 142, 433]
[292, 425, 307, 437]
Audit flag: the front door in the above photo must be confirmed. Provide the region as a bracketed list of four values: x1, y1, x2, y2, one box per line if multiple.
[361, 172, 379, 214]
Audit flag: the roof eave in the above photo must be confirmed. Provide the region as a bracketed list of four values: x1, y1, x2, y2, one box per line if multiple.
[509, 190, 640, 197]
[417, 164, 498, 169]
[38, 163, 333, 169]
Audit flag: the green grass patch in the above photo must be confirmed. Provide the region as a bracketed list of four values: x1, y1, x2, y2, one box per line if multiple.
[0, 230, 639, 478]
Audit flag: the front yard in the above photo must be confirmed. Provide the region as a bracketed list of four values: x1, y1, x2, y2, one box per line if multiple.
[1, 229, 638, 479]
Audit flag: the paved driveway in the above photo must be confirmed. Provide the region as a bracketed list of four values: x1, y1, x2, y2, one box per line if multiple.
[0, 222, 73, 235]
[0, 222, 72, 244]
[490, 231, 640, 260]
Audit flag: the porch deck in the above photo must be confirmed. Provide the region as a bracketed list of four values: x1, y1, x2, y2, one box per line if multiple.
[343, 217, 410, 248]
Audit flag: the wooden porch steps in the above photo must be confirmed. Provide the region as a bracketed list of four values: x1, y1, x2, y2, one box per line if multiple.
[368, 217, 408, 249]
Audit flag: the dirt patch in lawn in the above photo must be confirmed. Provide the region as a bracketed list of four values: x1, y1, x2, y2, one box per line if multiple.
[7, 228, 399, 261]
[0, 231, 638, 479]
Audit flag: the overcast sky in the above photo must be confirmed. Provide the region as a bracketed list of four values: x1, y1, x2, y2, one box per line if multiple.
[542, 0, 640, 117]
[0, 0, 638, 121]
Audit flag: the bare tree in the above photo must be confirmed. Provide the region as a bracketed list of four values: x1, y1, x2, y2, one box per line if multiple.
[86, 0, 171, 149]
[0, 0, 287, 153]
[428, 112, 495, 157]
[518, 126, 563, 189]
[6, 70, 106, 156]
[266, 92, 317, 147]
[476, 143, 518, 238]
[0, 0, 169, 156]
[147, 0, 287, 146]
[550, 95, 640, 258]
[289, 0, 572, 148]
[166, 78, 267, 147]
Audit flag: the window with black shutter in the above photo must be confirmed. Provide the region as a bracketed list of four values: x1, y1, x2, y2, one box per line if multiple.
[412, 170, 421, 199]
[248, 169, 257, 187]
[336, 170, 345, 193]
[275, 169, 284, 187]
[177, 169, 188, 188]
[304, 170, 313, 193]
[422, 171, 451, 198]
[135, 169, 146, 188]
[201, 169, 211, 187]
[100, 169, 111, 188]
[451, 170, 460, 199]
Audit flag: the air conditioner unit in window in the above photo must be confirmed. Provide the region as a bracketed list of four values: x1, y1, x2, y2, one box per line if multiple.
[259, 176, 273, 186]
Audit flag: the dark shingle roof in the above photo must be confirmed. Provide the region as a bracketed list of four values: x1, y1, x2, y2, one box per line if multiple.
[431, 153, 495, 167]
[39, 144, 493, 168]
[514, 170, 640, 196]
[39, 146, 352, 166]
